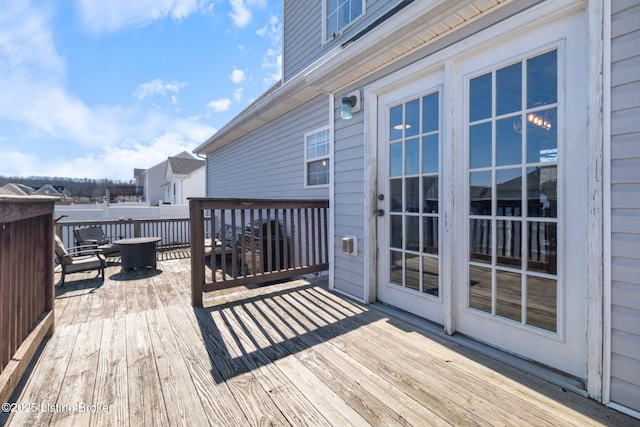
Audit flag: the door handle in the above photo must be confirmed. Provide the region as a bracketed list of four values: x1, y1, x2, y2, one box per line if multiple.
[375, 209, 385, 217]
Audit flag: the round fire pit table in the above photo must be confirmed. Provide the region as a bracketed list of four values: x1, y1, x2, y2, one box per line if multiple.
[114, 237, 162, 270]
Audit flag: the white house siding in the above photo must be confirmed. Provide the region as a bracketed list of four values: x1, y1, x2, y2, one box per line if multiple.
[205, 94, 329, 200]
[283, 0, 391, 82]
[609, 0, 640, 414]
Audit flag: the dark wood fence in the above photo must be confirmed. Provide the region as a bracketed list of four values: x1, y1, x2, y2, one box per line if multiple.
[190, 199, 329, 306]
[0, 196, 56, 403]
[56, 218, 191, 250]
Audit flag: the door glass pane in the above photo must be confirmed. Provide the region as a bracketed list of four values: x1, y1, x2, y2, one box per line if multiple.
[422, 92, 439, 133]
[390, 142, 402, 177]
[469, 265, 492, 313]
[527, 165, 557, 218]
[470, 171, 492, 215]
[405, 100, 420, 137]
[470, 73, 492, 122]
[526, 275, 557, 332]
[527, 108, 557, 163]
[496, 270, 522, 321]
[405, 138, 419, 175]
[390, 105, 403, 140]
[496, 168, 522, 217]
[470, 122, 492, 169]
[390, 179, 402, 212]
[390, 250, 403, 285]
[527, 50, 557, 108]
[405, 253, 420, 290]
[496, 219, 521, 268]
[406, 216, 419, 251]
[405, 177, 419, 213]
[467, 49, 559, 332]
[387, 91, 440, 295]
[497, 62, 522, 115]
[422, 256, 439, 296]
[422, 134, 439, 174]
[390, 215, 402, 249]
[527, 221, 557, 274]
[470, 219, 491, 263]
[423, 216, 438, 254]
[423, 177, 438, 213]
[496, 116, 522, 166]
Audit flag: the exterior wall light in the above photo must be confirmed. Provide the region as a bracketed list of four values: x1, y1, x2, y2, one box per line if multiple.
[340, 90, 361, 120]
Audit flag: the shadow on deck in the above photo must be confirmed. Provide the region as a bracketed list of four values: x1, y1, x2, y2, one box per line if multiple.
[2, 250, 636, 426]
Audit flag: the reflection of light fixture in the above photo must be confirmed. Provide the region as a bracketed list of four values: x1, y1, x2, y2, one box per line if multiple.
[527, 113, 552, 130]
[321, 159, 327, 167]
[340, 90, 361, 120]
[393, 123, 411, 130]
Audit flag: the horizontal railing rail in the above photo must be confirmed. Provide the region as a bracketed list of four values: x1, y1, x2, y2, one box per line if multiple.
[56, 218, 192, 251]
[190, 198, 329, 306]
[0, 196, 56, 404]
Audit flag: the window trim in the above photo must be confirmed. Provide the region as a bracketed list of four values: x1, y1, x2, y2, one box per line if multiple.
[304, 126, 331, 188]
[322, 0, 366, 43]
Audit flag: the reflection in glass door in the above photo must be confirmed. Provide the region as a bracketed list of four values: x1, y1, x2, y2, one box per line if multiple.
[467, 50, 559, 332]
[388, 91, 440, 296]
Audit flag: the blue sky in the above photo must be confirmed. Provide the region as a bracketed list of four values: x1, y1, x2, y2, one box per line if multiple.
[0, 0, 281, 181]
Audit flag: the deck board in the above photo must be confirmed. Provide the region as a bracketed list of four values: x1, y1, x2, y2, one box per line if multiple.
[2, 251, 638, 427]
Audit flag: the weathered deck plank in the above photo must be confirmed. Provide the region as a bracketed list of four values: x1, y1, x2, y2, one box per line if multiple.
[2, 253, 638, 427]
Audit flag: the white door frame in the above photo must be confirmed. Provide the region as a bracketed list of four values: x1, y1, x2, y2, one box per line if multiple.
[363, 0, 602, 391]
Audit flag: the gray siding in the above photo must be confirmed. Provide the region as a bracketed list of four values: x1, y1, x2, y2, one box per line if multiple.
[205, 94, 329, 200]
[609, 0, 640, 413]
[283, 0, 392, 82]
[333, 108, 366, 298]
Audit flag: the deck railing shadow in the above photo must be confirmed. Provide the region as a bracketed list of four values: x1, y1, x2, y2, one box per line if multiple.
[193, 281, 377, 385]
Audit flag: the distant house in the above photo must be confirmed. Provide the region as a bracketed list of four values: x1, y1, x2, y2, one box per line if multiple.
[0, 183, 70, 201]
[135, 151, 205, 206]
[161, 154, 205, 206]
[194, 0, 640, 419]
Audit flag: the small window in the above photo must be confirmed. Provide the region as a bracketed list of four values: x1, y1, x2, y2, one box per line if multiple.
[326, 0, 364, 40]
[305, 127, 330, 187]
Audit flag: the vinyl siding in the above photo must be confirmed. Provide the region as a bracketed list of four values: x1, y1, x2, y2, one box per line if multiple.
[205, 94, 329, 200]
[609, 0, 640, 413]
[283, 0, 392, 82]
[333, 102, 366, 299]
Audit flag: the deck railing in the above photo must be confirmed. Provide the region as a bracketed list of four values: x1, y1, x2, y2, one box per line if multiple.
[190, 198, 329, 306]
[56, 217, 192, 250]
[0, 196, 56, 404]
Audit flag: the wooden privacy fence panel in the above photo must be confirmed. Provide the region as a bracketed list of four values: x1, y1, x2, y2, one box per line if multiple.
[190, 198, 329, 306]
[0, 196, 56, 404]
[57, 218, 191, 249]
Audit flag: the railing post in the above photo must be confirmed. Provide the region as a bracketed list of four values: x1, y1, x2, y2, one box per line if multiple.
[189, 199, 204, 307]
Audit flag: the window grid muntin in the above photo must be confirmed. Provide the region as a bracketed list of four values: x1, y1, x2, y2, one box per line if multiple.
[305, 128, 330, 187]
[388, 90, 440, 297]
[467, 49, 558, 331]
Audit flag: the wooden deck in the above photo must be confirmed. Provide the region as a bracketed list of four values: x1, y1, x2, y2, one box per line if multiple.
[2, 251, 636, 426]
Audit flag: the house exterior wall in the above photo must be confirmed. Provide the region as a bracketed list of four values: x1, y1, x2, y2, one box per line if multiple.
[180, 167, 206, 204]
[608, 0, 640, 414]
[282, 0, 390, 82]
[145, 161, 167, 205]
[205, 94, 330, 200]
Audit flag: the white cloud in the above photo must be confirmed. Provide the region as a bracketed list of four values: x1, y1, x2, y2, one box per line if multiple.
[229, 0, 266, 28]
[233, 87, 244, 102]
[207, 98, 232, 112]
[132, 79, 187, 100]
[257, 14, 281, 46]
[261, 48, 281, 86]
[76, 0, 210, 35]
[230, 68, 246, 84]
[229, 0, 251, 27]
